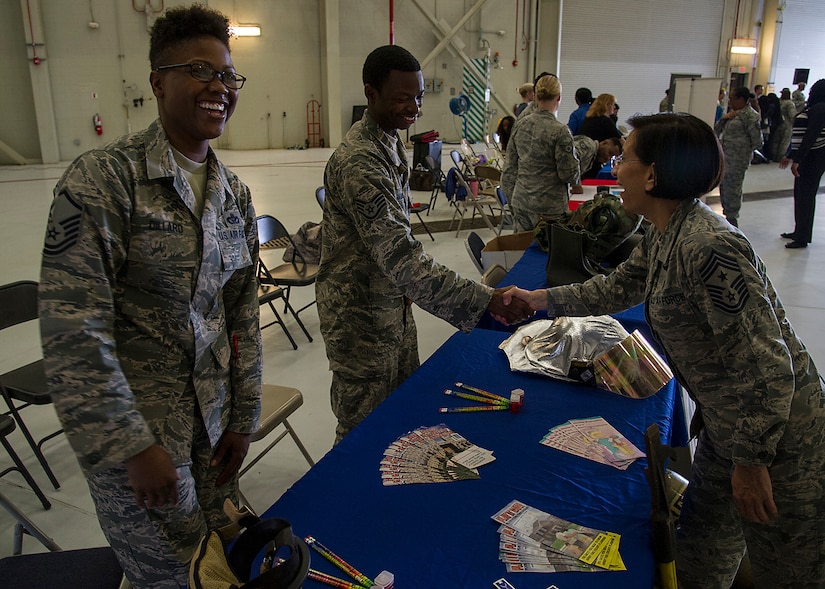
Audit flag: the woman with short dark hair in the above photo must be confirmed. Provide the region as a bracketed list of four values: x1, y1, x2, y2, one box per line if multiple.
[503, 112, 825, 588]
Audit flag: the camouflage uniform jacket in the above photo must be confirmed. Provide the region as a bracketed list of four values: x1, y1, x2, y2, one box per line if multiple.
[39, 119, 262, 475]
[501, 110, 580, 222]
[572, 135, 598, 176]
[317, 111, 491, 369]
[542, 199, 825, 466]
[714, 105, 762, 166]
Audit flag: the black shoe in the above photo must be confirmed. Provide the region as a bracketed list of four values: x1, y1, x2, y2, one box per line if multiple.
[780, 232, 796, 239]
[785, 241, 808, 249]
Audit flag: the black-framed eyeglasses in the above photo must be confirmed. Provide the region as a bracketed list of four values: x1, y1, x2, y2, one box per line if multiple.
[154, 62, 247, 90]
[610, 154, 641, 170]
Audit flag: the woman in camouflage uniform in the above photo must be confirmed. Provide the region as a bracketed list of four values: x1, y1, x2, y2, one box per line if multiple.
[504, 113, 825, 588]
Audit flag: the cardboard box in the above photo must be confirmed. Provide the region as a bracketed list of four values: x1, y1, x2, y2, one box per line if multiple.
[481, 231, 535, 271]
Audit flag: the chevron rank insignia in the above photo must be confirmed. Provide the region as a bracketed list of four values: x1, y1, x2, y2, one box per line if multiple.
[698, 249, 749, 315]
[355, 194, 387, 221]
[43, 190, 84, 257]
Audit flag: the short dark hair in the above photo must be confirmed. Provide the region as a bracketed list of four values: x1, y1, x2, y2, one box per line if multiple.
[808, 79, 825, 107]
[604, 137, 623, 153]
[627, 113, 723, 201]
[730, 86, 751, 101]
[149, 4, 231, 69]
[362, 45, 420, 91]
[575, 87, 593, 105]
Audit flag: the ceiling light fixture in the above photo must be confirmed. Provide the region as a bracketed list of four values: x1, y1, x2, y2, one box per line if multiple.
[231, 24, 261, 37]
[730, 38, 757, 55]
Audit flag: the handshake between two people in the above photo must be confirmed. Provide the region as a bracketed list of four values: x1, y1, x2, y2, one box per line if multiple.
[487, 286, 548, 326]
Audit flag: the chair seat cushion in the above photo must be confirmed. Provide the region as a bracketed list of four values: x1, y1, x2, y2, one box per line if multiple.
[1, 360, 49, 404]
[0, 547, 123, 589]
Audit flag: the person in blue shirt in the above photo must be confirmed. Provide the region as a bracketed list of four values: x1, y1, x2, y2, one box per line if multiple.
[567, 87, 593, 135]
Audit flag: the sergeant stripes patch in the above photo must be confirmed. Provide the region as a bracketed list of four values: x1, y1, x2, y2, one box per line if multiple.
[698, 249, 749, 315]
[43, 190, 83, 257]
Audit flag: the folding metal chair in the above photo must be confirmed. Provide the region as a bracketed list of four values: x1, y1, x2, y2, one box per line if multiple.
[1, 414, 50, 509]
[495, 186, 516, 235]
[464, 231, 486, 275]
[424, 155, 445, 214]
[0, 281, 62, 491]
[256, 215, 319, 325]
[239, 384, 315, 512]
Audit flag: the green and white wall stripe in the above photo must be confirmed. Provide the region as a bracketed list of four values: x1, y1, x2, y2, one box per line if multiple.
[461, 57, 490, 142]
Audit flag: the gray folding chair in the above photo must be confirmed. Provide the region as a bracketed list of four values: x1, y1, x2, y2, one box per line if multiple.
[0, 281, 62, 491]
[239, 384, 315, 512]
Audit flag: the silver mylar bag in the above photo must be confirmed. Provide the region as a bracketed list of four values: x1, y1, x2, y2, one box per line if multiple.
[499, 316, 629, 382]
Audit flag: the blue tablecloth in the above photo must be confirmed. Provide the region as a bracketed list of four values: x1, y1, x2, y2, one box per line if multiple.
[262, 328, 679, 588]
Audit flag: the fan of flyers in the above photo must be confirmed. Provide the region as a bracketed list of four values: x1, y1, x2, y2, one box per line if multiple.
[540, 416, 645, 470]
[380, 424, 495, 486]
[491, 500, 625, 573]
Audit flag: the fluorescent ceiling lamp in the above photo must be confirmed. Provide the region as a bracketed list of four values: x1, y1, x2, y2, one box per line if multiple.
[730, 38, 757, 55]
[231, 24, 261, 37]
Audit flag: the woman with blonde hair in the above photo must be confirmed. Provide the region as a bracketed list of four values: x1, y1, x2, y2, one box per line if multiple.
[580, 92, 622, 141]
[501, 74, 581, 230]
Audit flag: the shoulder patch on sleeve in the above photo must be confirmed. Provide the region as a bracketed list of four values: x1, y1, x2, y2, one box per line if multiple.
[355, 193, 387, 221]
[43, 190, 84, 257]
[698, 249, 749, 315]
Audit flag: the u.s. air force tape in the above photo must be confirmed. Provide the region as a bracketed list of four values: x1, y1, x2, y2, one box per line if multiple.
[43, 190, 84, 257]
[698, 249, 749, 315]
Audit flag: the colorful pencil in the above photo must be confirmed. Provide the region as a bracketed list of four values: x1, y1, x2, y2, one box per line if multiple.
[308, 568, 368, 589]
[443, 389, 508, 405]
[454, 382, 510, 403]
[439, 405, 510, 413]
[304, 536, 375, 588]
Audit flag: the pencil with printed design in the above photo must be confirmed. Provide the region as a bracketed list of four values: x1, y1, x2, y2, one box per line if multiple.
[454, 382, 510, 403]
[443, 389, 508, 406]
[439, 405, 510, 413]
[308, 568, 369, 589]
[304, 536, 375, 588]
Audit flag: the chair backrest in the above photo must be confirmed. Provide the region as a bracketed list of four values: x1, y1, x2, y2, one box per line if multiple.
[0, 281, 39, 331]
[450, 149, 463, 168]
[465, 231, 485, 274]
[474, 164, 501, 183]
[315, 186, 325, 209]
[256, 215, 307, 267]
[481, 264, 507, 287]
[496, 186, 509, 207]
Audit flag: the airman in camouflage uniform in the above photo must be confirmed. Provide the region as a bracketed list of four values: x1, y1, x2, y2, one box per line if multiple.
[572, 135, 622, 181]
[507, 113, 825, 588]
[714, 87, 762, 227]
[38, 6, 261, 588]
[502, 75, 580, 231]
[317, 45, 532, 443]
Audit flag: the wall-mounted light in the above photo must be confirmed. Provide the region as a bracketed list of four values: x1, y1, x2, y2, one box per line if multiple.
[231, 24, 261, 37]
[730, 38, 757, 55]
